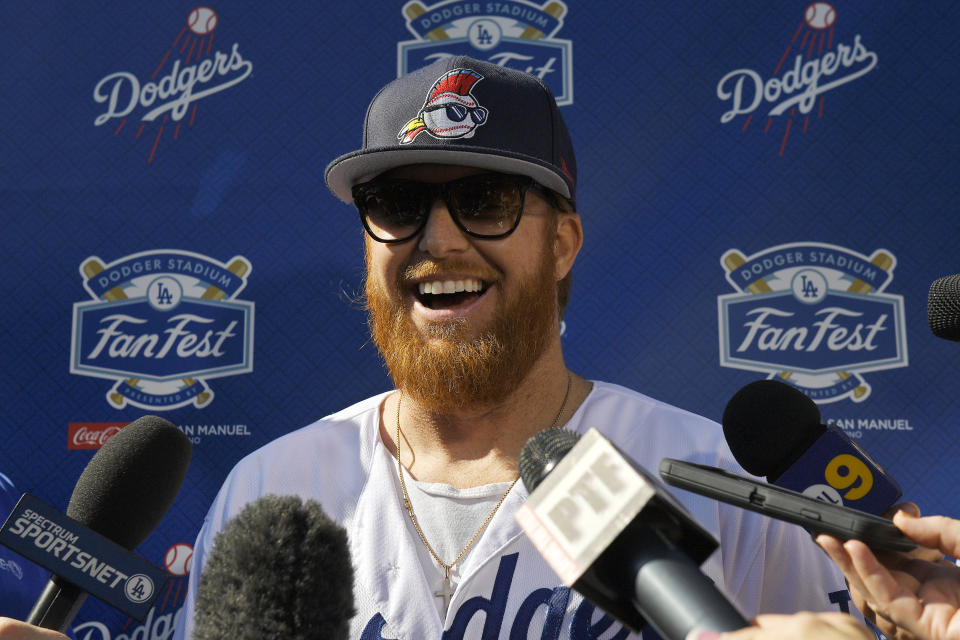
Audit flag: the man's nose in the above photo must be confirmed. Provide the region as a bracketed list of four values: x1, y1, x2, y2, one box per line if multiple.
[417, 199, 469, 256]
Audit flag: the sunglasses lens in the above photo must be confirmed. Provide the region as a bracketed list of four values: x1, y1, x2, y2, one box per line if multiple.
[449, 176, 524, 237]
[445, 104, 469, 122]
[470, 107, 488, 125]
[355, 182, 428, 242]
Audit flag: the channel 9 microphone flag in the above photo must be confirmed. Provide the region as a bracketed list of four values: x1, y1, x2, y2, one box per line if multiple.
[722, 379, 902, 514]
[0, 416, 191, 632]
[515, 427, 747, 640]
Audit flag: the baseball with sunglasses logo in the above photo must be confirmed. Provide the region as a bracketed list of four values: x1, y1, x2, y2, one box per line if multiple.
[398, 68, 488, 144]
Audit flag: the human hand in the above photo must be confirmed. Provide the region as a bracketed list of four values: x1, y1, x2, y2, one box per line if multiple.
[0, 619, 68, 639]
[713, 612, 872, 639]
[818, 501, 930, 639]
[817, 507, 960, 640]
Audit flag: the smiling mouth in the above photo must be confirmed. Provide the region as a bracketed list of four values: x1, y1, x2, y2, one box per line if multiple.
[414, 277, 490, 310]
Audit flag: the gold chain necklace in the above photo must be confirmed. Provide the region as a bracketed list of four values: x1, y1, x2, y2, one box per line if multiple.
[396, 370, 573, 615]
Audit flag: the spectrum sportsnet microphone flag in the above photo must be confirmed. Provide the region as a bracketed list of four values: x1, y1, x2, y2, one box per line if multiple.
[0, 494, 168, 620]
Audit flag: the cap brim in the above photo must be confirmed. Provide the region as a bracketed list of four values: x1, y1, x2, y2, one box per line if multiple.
[325, 145, 572, 204]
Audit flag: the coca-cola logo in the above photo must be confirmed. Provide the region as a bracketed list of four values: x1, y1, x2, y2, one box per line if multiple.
[68, 423, 127, 450]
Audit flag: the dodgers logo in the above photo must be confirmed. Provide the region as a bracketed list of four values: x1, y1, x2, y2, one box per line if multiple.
[399, 68, 488, 144]
[718, 243, 908, 404]
[716, 3, 878, 155]
[69, 250, 254, 411]
[398, 0, 573, 106]
[92, 6, 253, 163]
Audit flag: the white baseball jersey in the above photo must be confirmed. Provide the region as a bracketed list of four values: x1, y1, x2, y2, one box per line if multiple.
[173, 381, 854, 639]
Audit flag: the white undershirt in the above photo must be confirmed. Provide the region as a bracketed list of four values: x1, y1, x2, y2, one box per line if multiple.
[398, 474, 516, 618]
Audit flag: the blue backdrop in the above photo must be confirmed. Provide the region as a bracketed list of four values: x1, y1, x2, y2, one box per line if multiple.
[1, 1, 957, 637]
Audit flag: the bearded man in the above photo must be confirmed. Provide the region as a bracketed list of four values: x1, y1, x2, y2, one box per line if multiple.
[169, 57, 855, 639]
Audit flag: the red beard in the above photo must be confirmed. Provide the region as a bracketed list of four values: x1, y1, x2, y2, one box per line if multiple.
[365, 240, 559, 412]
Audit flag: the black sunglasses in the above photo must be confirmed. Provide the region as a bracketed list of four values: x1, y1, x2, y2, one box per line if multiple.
[423, 103, 489, 125]
[352, 173, 553, 243]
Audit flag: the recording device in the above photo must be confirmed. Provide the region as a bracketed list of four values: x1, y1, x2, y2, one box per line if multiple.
[515, 427, 748, 639]
[659, 458, 915, 552]
[722, 379, 902, 514]
[928, 274, 960, 341]
[0, 415, 191, 632]
[192, 494, 355, 640]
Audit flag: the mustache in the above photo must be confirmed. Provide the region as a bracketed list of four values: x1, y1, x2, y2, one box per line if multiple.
[400, 259, 500, 285]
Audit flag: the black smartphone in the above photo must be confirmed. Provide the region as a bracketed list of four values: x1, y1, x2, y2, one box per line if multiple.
[659, 458, 916, 552]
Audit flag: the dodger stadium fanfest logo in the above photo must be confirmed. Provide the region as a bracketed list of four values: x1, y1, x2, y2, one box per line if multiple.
[92, 6, 253, 163]
[399, 0, 572, 105]
[716, 3, 878, 155]
[718, 243, 907, 404]
[70, 250, 254, 411]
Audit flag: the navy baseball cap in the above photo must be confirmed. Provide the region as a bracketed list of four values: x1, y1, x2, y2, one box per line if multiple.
[325, 56, 576, 205]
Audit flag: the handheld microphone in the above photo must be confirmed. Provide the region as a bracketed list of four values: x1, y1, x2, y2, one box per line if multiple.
[722, 379, 901, 513]
[192, 494, 355, 640]
[928, 274, 960, 341]
[515, 427, 747, 640]
[11, 415, 191, 632]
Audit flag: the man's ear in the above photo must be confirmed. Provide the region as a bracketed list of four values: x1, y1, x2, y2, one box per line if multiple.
[554, 211, 583, 281]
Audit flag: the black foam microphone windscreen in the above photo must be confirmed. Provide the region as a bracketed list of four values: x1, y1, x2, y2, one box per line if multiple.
[721, 379, 824, 480]
[66, 415, 192, 549]
[193, 494, 355, 640]
[928, 274, 960, 341]
[26, 414, 191, 631]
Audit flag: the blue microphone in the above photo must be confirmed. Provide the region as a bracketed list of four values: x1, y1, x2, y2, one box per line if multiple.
[722, 379, 902, 514]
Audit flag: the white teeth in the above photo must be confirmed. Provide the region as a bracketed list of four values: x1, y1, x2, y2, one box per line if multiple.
[418, 278, 484, 295]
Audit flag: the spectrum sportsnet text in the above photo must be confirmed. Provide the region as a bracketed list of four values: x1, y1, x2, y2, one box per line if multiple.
[7, 511, 126, 588]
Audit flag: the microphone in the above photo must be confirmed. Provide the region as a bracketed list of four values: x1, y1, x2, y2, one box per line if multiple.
[515, 427, 748, 640]
[928, 274, 960, 341]
[192, 494, 355, 640]
[722, 379, 901, 513]
[24, 415, 191, 631]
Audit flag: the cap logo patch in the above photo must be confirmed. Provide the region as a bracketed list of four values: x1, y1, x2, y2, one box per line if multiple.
[398, 68, 488, 144]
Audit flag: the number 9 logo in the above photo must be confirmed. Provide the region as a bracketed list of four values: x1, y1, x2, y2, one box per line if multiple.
[825, 454, 873, 501]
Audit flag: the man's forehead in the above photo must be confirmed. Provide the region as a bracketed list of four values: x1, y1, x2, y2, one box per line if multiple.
[379, 163, 489, 183]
